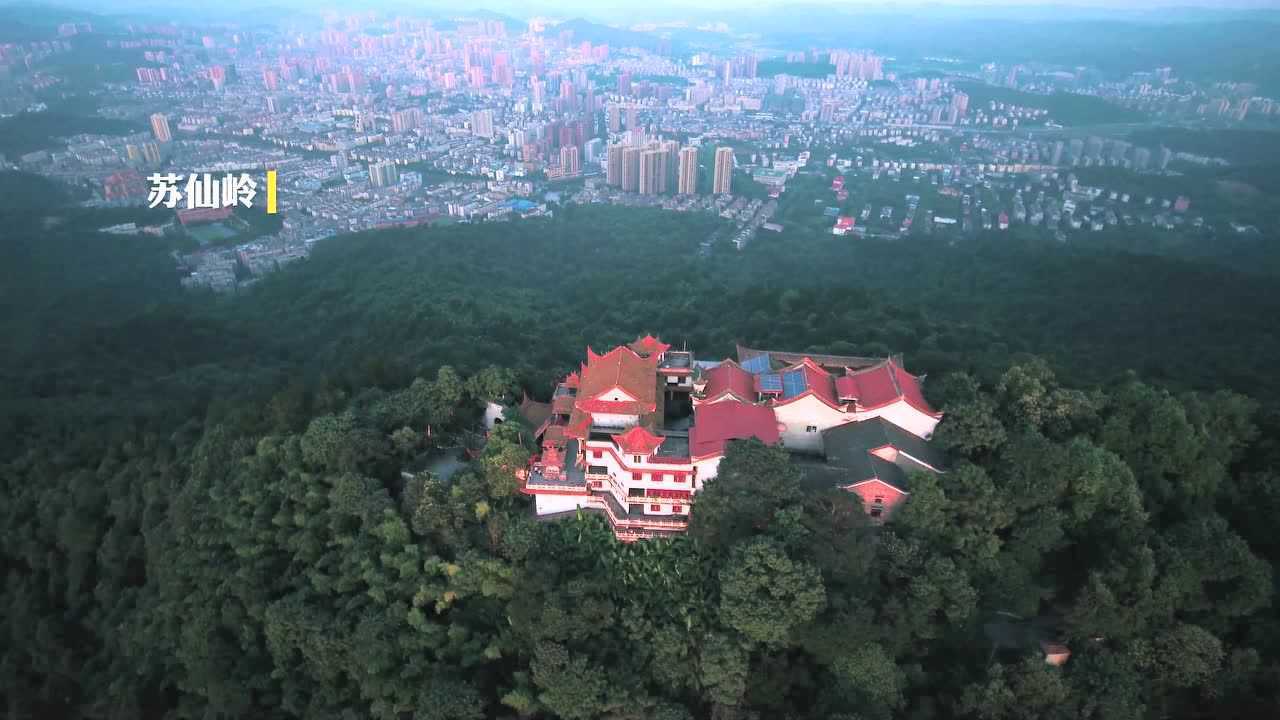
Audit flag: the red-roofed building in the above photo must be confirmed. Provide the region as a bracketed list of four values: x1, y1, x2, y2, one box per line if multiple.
[521, 336, 697, 540]
[697, 353, 940, 449]
[518, 336, 943, 540]
[102, 170, 147, 203]
[577, 344, 659, 420]
[177, 206, 234, 225]
[842, 359, 942, 438]
[689, 400, 781, 461]
[615, 425, 666, 455]
[766, 357, 851, 452]
[766, 357, 940, 451]
[629, 334, 671, 357]
[697, 360, 756, 405]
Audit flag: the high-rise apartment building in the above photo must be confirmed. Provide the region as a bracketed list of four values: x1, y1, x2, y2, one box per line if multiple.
[677, 146, 698, 194]
[830, 50, 883, 81]
[660, 140, 680, 193]
[142, 142, 162, 166]
[560, 145, 581, 175]
[606, 144, 625, 186]
[392, 107, 422, 133]
[150, 113, 172, 143]
[622, 146, 643, 192]
[1084, 136, 1104, 161]
[607, 103, 622, 133]
[530, 76, 545, 107]
[354, 111, 373, 134]
[471, 109, 494, 139]
[712, 146, 734, 195]
[639, 148, 667, 195]
[368, 160, 400, 188]
[1068, 138, 1085, 164]
[136, 67, 167, 84]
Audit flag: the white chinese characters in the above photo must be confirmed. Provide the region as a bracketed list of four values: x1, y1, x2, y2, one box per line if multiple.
[146, 172, 183, 209]
[147, 172, 258, 210]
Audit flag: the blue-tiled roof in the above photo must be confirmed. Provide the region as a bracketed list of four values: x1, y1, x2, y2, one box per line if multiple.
[782, 370, 807, 398]
[759, 372, 783, 392]
[741, 353, 771, 374]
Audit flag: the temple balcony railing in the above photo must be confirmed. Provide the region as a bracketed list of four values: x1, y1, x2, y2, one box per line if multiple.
[608, 476, 695, 506]
[525, 479, 589, 493]
[591, 490, 691, 530]
[624, 491, 695, 505]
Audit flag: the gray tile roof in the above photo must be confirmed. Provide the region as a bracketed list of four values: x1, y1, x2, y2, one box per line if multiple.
[824, 417, 946, 471]
[814, 418, 947, 493]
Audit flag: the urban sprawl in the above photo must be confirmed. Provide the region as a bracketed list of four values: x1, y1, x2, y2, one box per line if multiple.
[4, 16, 1276, 291]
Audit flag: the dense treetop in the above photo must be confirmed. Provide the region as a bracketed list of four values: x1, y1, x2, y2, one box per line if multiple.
[3, 197, 1279, 719]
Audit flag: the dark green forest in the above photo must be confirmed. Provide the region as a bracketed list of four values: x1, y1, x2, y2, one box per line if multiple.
[4, 188, 1280, 719]
[758, 59, 838, 79]
[762, 14, 1280, 94]
[0, 105, 141, 158]
[953, 83, 1144, 126]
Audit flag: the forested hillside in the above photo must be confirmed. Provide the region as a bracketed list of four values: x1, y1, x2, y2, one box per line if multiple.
[3, 199, 1280, 719]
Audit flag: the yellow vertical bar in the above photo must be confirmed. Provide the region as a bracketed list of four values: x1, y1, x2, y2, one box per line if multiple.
[266, 170, 277, 214]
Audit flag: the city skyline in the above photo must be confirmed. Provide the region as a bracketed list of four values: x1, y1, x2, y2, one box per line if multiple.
[4, 0, 1269, 291]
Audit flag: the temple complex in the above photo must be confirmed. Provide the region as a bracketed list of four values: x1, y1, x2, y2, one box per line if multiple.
[516, 335, 944, 541]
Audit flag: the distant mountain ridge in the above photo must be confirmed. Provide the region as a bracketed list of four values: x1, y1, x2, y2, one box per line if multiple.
[550, 17, 671, 53]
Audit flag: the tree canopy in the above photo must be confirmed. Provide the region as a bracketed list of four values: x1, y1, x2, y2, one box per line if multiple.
[3, 200, 1280, 719]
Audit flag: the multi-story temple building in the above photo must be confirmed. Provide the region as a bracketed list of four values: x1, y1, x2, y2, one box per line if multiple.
[516, 335, 945, 541]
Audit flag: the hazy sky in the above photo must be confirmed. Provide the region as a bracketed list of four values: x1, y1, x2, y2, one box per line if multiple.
[611, 0, 1280, 5]
[14, 0, 1280, 13]
[9, 0, 1280, 30]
